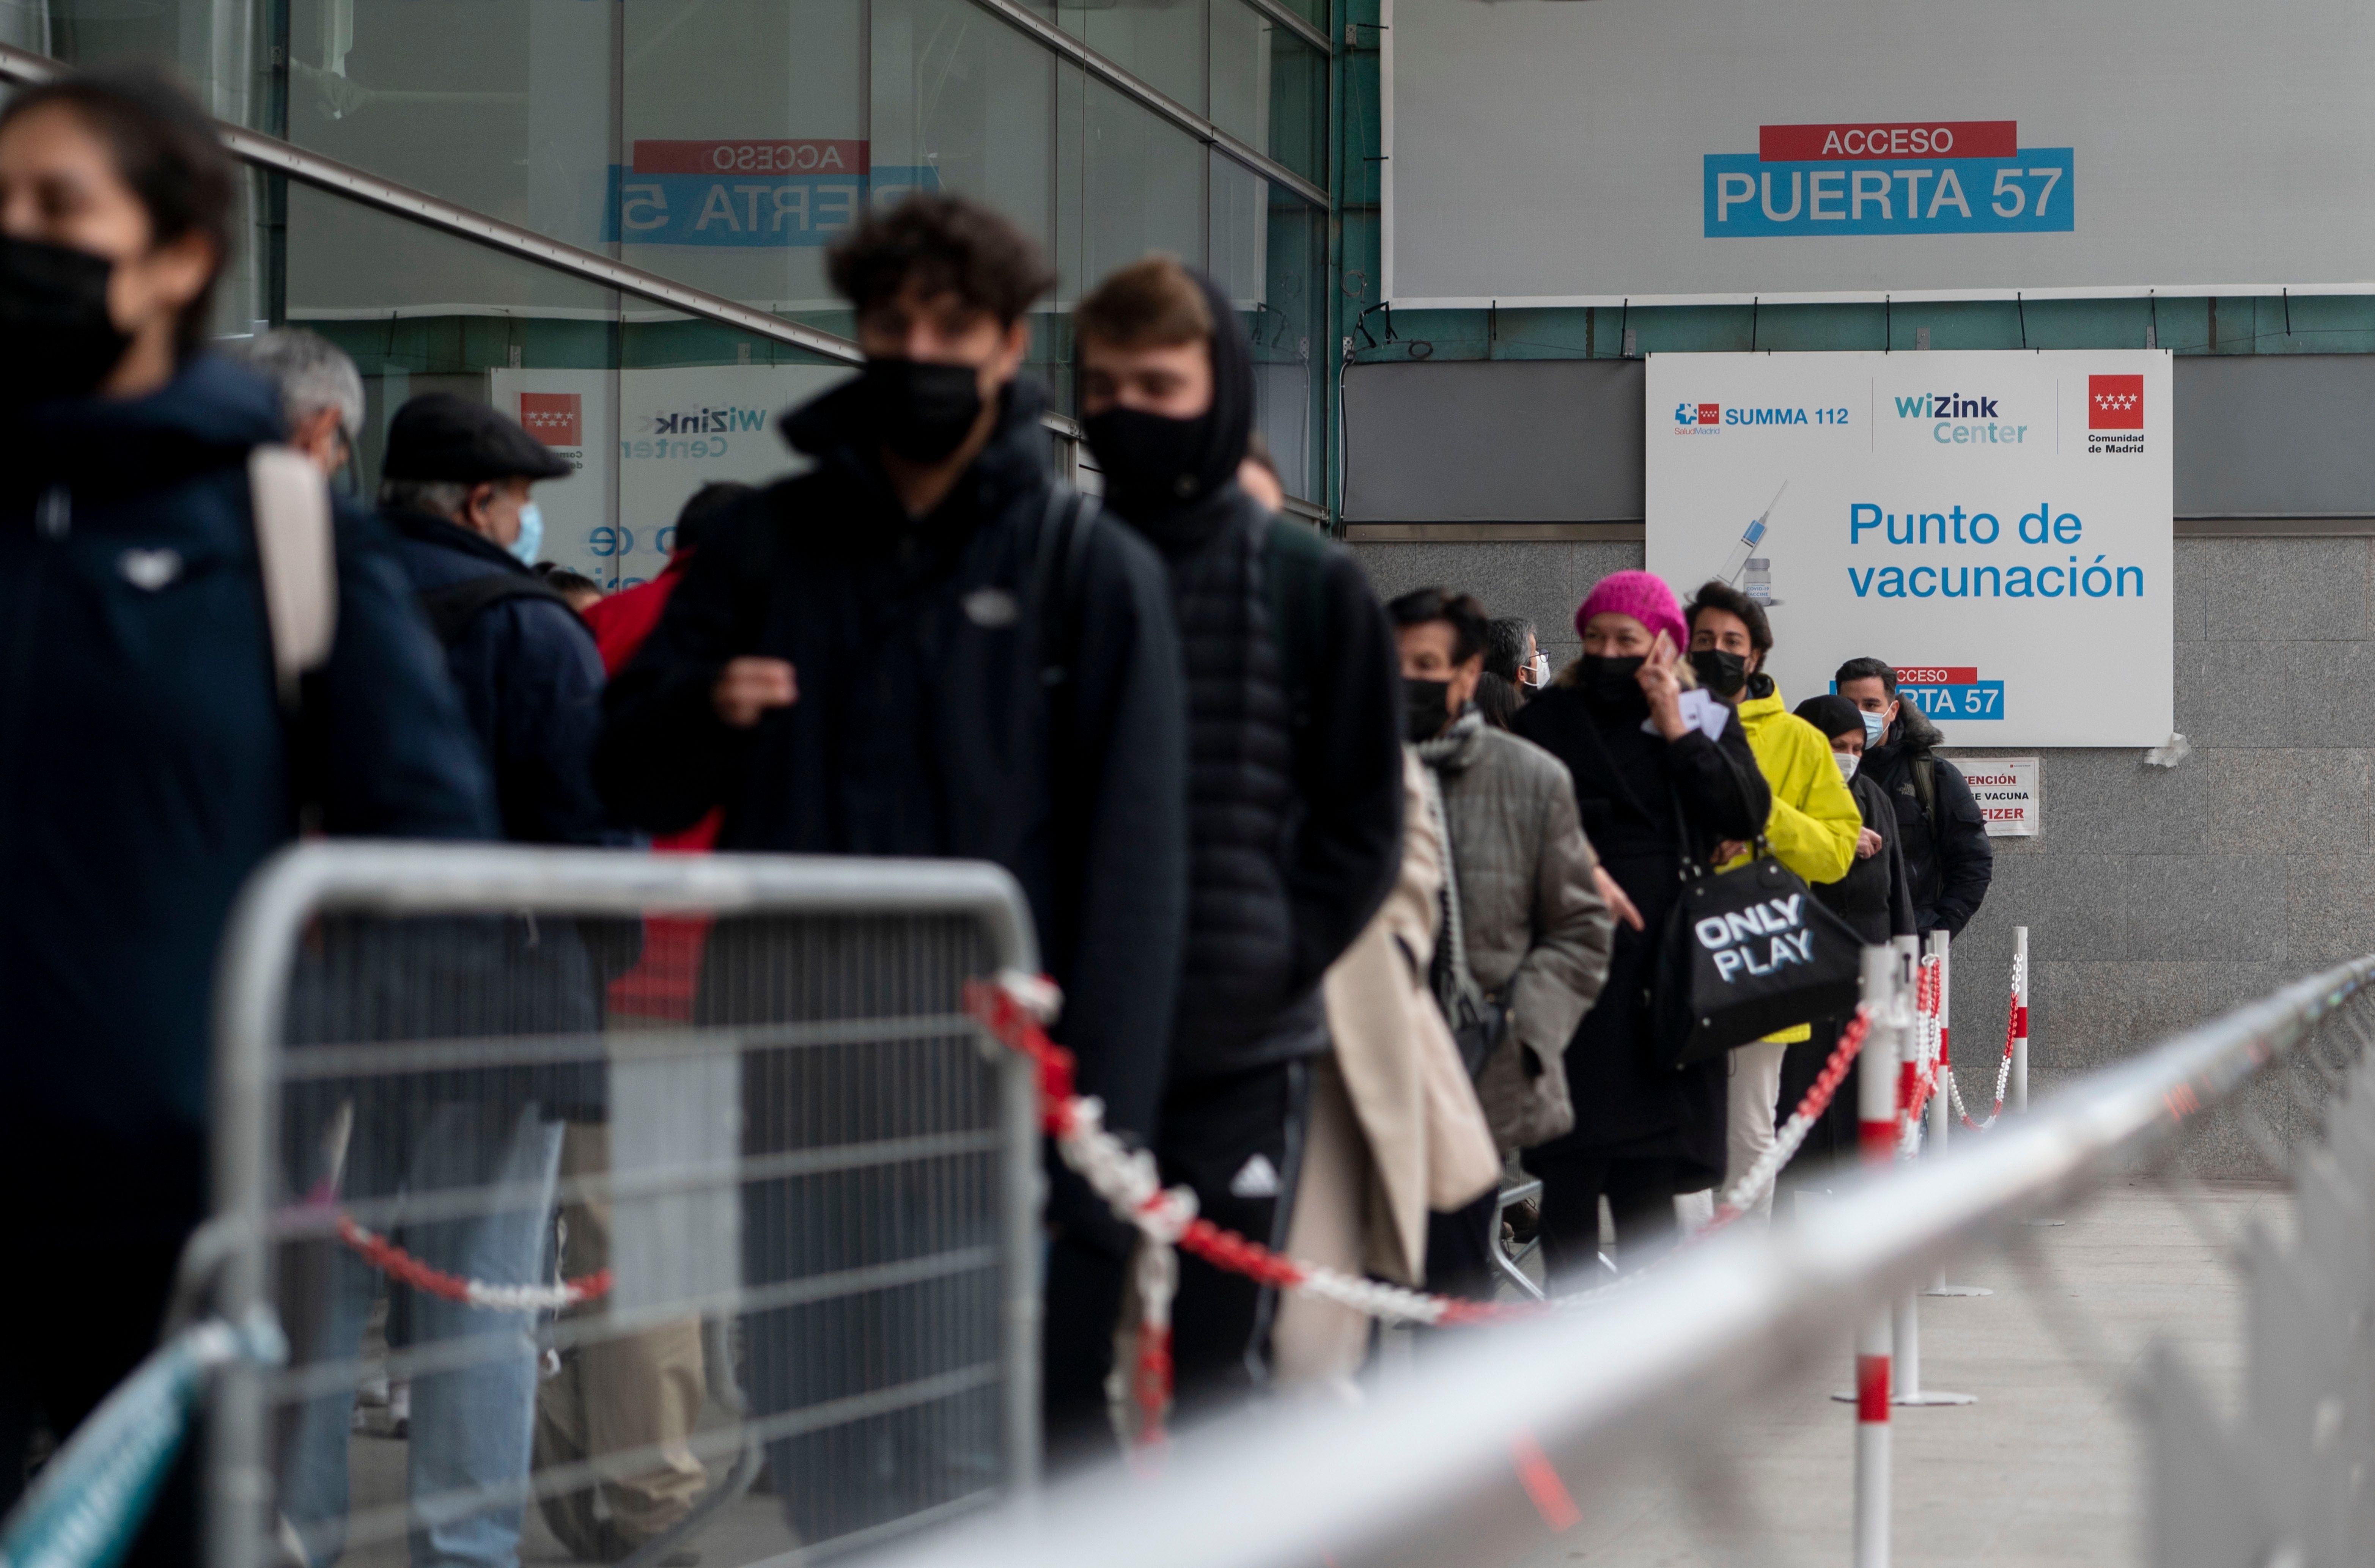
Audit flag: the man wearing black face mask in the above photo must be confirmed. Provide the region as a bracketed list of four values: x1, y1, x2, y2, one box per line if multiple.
[1387, 588, 1609, 1299]
[597, 196, 1189, 1493]
[1683, 580, 1860, 1225]
[1074, 255, 1403, 1430]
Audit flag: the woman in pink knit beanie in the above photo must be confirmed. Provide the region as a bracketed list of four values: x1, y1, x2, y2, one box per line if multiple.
[1572, 569, 1689, 657]
[1504, 568, 1771, 1276]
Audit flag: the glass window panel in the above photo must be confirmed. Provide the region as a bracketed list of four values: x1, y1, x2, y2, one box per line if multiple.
[619, 0, 865, 320]
[1056, 0, 1205, 117]
[1208, 0, 1266, 151]
[1209, 150, 1322, 501]
[1265, 26, 1327, 186]
[870, 0, 1055, 267]
[289, 183, 846, 595]
[1078, 78, 1205, 284]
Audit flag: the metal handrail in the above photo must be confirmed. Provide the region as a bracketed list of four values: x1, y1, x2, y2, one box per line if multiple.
[858, 954, 2375, 1568]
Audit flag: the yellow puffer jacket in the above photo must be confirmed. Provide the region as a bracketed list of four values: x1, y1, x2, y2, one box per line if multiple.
[1724, 676, 1862, 1043]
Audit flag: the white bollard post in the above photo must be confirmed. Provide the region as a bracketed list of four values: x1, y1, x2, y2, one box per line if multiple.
[1854, 943, 1896, 1568]
[1907, 938, 1987, 1359]
[2012, 926, 2030, 1115]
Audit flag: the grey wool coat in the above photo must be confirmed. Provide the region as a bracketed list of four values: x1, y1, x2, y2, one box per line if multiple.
[1419, 711, 1616, 1150]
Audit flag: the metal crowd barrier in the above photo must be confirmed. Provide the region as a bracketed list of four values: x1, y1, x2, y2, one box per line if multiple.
[201, 844, 1043, 1568]
[849, 954, 2375, 1568]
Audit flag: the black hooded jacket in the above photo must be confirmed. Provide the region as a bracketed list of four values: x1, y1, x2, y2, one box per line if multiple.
[1859, 703, 1994, 936]
[595, 373, 1189, 1156]
[0, 354, 497, 1244]
[1091, 272, 1404, 1078]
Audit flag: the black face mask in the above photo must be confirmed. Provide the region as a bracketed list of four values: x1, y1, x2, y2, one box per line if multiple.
[1082, 406, 1210, 523]
[1578, 654, 1646, 709]
[857, 358, 984, 464]
[1688, 647, 1749, 698]
[1404, 676, 1452, 742]
[0, 237, 128, 413]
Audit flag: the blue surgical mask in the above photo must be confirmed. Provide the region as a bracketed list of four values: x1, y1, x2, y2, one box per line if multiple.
[508, 500, 544, 566]
[1861, 710, 1886, 745]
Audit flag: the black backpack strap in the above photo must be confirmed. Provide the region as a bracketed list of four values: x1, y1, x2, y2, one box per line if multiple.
[1033, 485, 1099, 682]
[1261, 515, 1331, 732]
[417, 572, 578, 646]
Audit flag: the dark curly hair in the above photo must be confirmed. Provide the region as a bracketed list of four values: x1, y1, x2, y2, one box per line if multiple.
[827, 192, 1055, 327]
[1685, 578, 1773, 655]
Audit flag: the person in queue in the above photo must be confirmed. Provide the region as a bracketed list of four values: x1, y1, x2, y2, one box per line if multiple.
[1835, 657, 1994, 937]
[285, 395, 628, 1568]
[1508, 572, 1769, 1271]
[1684, 581, 1859, 1225]
[0, 67, 494, 1568]
[1779, 694, 1917, 1183]
[1074, 253, 1403, 1437]
[595, 195, 1188, 1497]
[238, 325, 364, 481]
[1389, 588, 1611, 1299]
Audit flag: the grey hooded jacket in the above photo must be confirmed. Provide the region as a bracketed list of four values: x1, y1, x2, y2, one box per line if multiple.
[1418, 710, 1615, 1150]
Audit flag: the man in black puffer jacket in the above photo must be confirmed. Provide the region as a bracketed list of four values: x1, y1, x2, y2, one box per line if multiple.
[1074, 255, 1404, 1436]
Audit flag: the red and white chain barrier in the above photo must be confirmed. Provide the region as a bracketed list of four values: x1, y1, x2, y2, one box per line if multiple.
[334, 1215, 612, 1313]
[964, 972, 1878, 1438]
[1945, 940, 2027, 1131]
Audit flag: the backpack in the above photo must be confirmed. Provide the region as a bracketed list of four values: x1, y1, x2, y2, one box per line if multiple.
[1260, 515, 1331, 735]
[415, 571, 582, 645]
[248, 444, 337, 709]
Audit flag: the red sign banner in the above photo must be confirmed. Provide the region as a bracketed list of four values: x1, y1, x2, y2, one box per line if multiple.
[1758, 122, 2016, 162]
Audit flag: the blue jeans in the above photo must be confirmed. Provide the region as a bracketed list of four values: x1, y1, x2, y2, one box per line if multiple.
[282, 1102, 565, 1568]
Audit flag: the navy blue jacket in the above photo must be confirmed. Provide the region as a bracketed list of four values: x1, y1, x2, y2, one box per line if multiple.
[382, 509, 617, 850]
[0, 355, 497, 1244]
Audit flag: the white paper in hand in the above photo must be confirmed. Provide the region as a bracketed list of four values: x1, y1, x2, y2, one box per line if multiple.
[1645, 689, 1732, 742]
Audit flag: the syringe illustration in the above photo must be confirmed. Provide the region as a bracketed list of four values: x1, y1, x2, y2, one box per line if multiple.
[1712, 481, 1788, 603]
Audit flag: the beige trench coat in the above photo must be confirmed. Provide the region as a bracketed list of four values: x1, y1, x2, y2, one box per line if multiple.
[1319, 750, 1502, 1285]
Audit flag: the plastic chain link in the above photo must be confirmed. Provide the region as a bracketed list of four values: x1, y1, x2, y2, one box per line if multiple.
[964, 974, 1880, 1435]
[335, 1216, 612, 1313]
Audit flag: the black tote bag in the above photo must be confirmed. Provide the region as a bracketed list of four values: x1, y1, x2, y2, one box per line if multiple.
[1651, 851, 1866, 1068]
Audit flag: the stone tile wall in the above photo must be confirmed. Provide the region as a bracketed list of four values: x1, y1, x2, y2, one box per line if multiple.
[1354, 534, 2373, 1175]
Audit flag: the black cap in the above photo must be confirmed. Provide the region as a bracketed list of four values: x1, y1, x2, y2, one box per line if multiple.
[382, 392, 574, 484]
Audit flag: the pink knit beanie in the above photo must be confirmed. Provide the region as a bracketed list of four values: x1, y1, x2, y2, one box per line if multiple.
[1574, 570, 1687, 652]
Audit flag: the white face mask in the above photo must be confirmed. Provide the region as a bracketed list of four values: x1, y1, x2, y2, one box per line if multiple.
[1835, 750, 1860, 781]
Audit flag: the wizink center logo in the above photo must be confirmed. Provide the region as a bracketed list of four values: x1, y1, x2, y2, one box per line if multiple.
[2087, 374, 2145, 455]
[1704, 119, 2075, 239]
[1894, 390, 2031, 446]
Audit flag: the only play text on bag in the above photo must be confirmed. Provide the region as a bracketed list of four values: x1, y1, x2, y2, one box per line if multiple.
[1694, 896, 1815, 982]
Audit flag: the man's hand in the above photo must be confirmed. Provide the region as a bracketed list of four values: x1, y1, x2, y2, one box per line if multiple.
[1856, 826, 1884, 859]
[1594, 864, 1645, 932]
[713, 657, 797, 727]
[1713, 839, 1749, 865]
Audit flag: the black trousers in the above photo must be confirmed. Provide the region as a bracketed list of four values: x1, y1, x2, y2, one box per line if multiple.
[1158, 1059, 1311, 1428]
[1777, 1013, 1861, 1195]
[1038, 1059, 1313, 1461]
[1424, 1188, 1502, 1302]
[0, 1240, 196, 1568]
[1523, 1152, 1683, 1281]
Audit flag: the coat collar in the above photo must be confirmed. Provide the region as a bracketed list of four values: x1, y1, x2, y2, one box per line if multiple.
[384, 506, 530, 573]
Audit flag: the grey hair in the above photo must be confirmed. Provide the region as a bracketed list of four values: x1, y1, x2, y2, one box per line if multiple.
[239, 328, 366, 444]
[379, 478, 473, 518]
